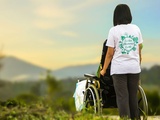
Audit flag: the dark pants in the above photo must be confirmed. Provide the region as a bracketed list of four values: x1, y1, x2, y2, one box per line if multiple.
[112, 74, 140, 120]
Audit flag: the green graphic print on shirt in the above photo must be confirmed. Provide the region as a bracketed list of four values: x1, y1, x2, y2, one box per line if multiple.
[119, 33, 138, 54]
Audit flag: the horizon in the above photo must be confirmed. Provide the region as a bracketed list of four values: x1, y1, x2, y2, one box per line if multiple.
[0, 0, 160, 70]
[2, 55, 160, 71]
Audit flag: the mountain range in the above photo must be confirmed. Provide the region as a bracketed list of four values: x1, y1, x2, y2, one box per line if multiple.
[0, 56, 99, 81]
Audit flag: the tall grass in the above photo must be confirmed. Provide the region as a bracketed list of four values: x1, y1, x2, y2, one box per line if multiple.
[0, 99, 114, 120]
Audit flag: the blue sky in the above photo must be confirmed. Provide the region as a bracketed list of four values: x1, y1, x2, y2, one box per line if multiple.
[0, 0, 160, 70]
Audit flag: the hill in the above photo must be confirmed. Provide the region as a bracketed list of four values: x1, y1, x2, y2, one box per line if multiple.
[0, 56, 47, 81]
[52, 64, 99, 79]
[0, 56, 160, 85]
[0, 56, 99, 81]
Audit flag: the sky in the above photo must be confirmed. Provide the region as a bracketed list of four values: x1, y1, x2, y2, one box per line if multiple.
[0, 0, 160, 70]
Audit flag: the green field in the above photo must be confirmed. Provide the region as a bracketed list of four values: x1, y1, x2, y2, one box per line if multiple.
[0, 65, 160, 119]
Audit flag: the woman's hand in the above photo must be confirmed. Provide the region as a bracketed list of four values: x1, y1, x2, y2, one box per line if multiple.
[100, 69, 106, 76]
[100, 47, 114, 77]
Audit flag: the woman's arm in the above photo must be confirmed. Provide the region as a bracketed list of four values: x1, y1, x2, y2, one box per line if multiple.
[100, 47, 114, 76]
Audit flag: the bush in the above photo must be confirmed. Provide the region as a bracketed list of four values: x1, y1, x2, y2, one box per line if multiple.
[15, 93, 39, 104]
[145, 90, 160, 115]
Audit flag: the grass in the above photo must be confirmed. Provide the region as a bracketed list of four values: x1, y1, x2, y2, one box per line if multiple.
[0, 106, 107, 120]
[0, 99, 120, 120]
[0, 99, 159, 120]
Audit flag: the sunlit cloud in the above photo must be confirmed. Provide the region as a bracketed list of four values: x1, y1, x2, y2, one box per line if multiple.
[143, 54, 160, 63]
[61, 31, 78, 38]
[7, 43, 101, 70]
[34, 5, 68, 18]
[140, 38, 160, 68]
[34, 20, 56, 30]
[31, 0, 112, 30]
[0, 20, 23, 41]
[70, 0, 112, 10]
[33, 3, 75, 29]
[55, 44, 102, 66]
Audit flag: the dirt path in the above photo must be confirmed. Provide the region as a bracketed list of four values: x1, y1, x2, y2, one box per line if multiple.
[105, 115, 160, 120]
[147, 116, 160, 120]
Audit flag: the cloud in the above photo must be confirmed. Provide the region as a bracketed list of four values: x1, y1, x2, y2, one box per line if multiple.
[33, 3, 75, 29]
[33, 20, 56, 30]
[55, 44, 101, 64]
[61, 31, 78, 38]
[34, 5, 66, 18]
[31, 0, 112, 30]
[141, 38, 160, 66]
[69, 0, 112, 10]
[0, 20, 25, 46]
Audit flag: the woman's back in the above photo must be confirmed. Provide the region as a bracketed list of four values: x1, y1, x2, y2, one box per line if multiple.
[106, 24, 143, 75]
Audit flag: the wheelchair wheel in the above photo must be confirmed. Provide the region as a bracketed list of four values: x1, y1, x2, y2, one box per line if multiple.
[83, 84, 101, 115]
[138, 85, 148, 120]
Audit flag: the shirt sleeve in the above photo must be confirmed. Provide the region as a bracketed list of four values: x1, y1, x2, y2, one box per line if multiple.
[139, 30, 143, 44]
[106, 27, 115, 48]
[136, 26, 143, 44]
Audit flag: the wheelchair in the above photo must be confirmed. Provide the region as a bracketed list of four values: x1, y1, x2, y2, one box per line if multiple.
[74, 39, 148, 119]
[80, 73, 148, 120]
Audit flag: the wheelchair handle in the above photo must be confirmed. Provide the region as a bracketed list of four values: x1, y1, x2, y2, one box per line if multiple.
[84, 73, 98, 80]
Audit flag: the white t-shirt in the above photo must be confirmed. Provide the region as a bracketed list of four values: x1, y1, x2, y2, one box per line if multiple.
[106, 24, 143, 75]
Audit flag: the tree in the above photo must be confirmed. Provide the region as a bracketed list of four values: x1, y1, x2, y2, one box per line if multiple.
[141, 65, 160, 85]
[0, 51, 3, 70]
[45, 71, 61, 100]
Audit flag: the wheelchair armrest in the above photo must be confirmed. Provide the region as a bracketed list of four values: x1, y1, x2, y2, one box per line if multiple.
[84, 73, 98, 80]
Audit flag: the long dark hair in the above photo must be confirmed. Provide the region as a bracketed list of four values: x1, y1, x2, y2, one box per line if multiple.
[113, 4, 132, 26]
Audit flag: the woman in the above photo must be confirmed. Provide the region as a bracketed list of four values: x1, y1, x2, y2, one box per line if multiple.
[100, 4, 143, 119]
